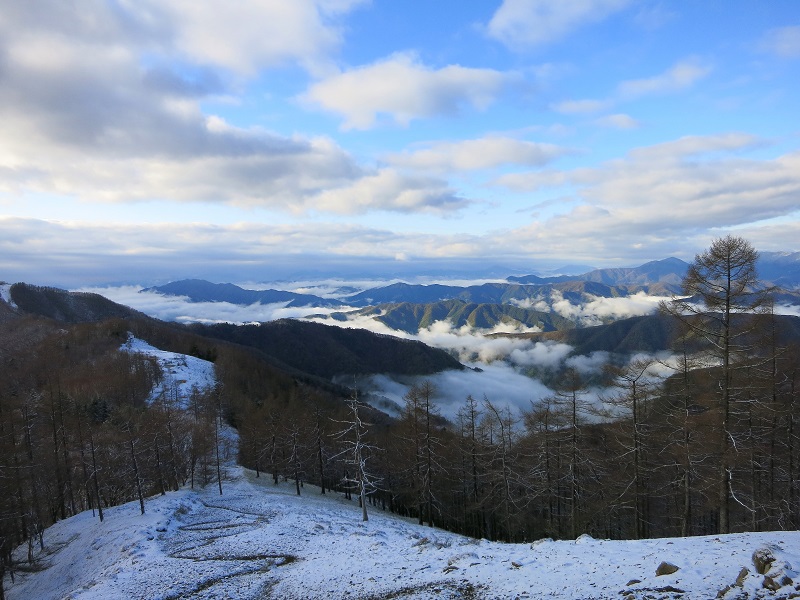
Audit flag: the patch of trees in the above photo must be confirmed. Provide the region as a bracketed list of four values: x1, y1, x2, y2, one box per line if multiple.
[9, 283, 148, 323]
[188, 319, 464, 379]
[0, 315, 281, 598]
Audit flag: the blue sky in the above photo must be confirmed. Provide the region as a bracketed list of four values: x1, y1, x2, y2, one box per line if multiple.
[1, 1, 799, 286]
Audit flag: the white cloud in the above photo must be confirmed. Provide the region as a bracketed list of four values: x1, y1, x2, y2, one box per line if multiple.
[146, 0, 365, 76]
[565, 351, 610, 375]
[0, 2, 479, 218]
[302, 53, 510, 129]
[760, 25, 800, 59]
[492, 134, 800, 258]
[385, 137, 571, 172]
[617, 58, 712, 98]
[487, 0, 631, 49]
[78, 286, 338, 324]
[359, 363, 555, 421]
[313, 168, 469, 214]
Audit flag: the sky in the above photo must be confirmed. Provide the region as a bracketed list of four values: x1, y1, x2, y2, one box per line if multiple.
[1, 1, 799, 286]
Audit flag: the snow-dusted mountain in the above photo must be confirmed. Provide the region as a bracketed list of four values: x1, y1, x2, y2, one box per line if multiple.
[6, 466, 800, 599]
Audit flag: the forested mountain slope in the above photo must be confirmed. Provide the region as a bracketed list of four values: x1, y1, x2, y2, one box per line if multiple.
[3, 283, 462, 380]
[510, 312, 800, 356]
[188, 319, 464, 378]
[143, 279, 343, 308]
[9, 282, 150, 323]
[509, 257, 689, 286]
[319, 299, 576, 334]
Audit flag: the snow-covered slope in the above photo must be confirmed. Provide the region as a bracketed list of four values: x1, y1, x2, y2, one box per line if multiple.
[121, 335, 216, 404]
[0, 283, 17, 308]
[6, 466, 800, 599]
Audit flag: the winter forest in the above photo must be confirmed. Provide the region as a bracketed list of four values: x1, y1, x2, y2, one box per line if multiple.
[2, 236, 800, 596]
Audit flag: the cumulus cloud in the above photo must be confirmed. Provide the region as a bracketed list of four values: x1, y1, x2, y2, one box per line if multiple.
[385, 137, 571, 173]
[617, 58, 712, 98]
[487, 0, 631, 49]
[312, 168, 469, 214]
[760, 26, 800, 58]
[0, 2, 467, 217]
[550, 58, 709, 123]
[489, 133, 800, 260]
[154, 0, 367, 76]
[302, 53, 510, 129]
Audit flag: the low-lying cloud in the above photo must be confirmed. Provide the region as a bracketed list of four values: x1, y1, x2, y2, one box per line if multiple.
[358, 362, 555, 421]
[78, 286, 345, 324]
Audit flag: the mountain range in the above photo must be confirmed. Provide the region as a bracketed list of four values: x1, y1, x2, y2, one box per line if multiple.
[318, 299, 576, 334]
[143, 253, 800, 312]
[142, 279, 344, 308]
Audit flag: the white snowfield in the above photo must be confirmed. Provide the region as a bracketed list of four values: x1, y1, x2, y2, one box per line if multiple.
[0, 283, 17, 308]
[121, 335, 217, 404]
[6, 466, 800, 600]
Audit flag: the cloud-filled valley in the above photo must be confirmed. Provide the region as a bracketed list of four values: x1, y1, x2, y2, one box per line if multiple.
[79, 274, 699, 419]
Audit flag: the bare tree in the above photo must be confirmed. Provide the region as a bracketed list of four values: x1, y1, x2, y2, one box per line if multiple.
[661, 235, 766, 533]
[332, 388, 380, 521]
[604, 358, 661, 539]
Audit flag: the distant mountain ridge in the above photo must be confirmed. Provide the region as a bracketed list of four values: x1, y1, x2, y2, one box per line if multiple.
[317, 299, 577, 334]
[344, 280, 676, 308]
[506, 312, 800, 357]
[509, 253, 800, 289]
[8, 283, 150, 323]
[143, 279, 344, 308]
[508, 257, 689, 285]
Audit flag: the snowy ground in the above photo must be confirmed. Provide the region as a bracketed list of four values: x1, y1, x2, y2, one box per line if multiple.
[0, 283, 17, 308]
[6, 466, 800, 600]
[121, 335, 216, 404]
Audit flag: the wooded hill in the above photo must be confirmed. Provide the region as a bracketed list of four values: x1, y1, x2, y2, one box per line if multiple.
[143, 279, 343, 308]
[186, 319, 463, 379]
[505, 312, 800, 356]
[316, 299, 576, 334]
[0, 282, 463, 592]
[5, 284, 460, 380]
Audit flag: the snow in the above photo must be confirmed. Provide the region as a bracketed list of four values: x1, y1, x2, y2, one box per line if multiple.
[0, 283, 17, 308]
[121, 335, 216, 405]
[6, 466, 800, 599]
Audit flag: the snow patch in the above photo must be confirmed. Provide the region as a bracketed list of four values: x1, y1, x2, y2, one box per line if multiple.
[7, 466, 800, 599]
[121, 335, 216, 406]
[0, 283, 17, 308]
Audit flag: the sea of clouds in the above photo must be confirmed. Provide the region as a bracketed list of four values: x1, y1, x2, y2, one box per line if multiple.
[78, 280, 736, 419]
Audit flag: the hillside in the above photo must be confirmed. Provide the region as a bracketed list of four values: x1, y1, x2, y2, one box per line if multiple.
[320, 299, 576, 334]
[344, 280, 670, 308]
[9, 282, 150, 323]
[2, 283, 461, 381]
[509, 257, 689, 286]
[189, 319, 464, 378]
[511, 313, 800, 356]
[143, 279, 344, 308]
[6, 465, 800, 600]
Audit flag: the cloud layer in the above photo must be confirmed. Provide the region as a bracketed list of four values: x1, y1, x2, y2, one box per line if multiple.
[303, 53, 510, 129]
